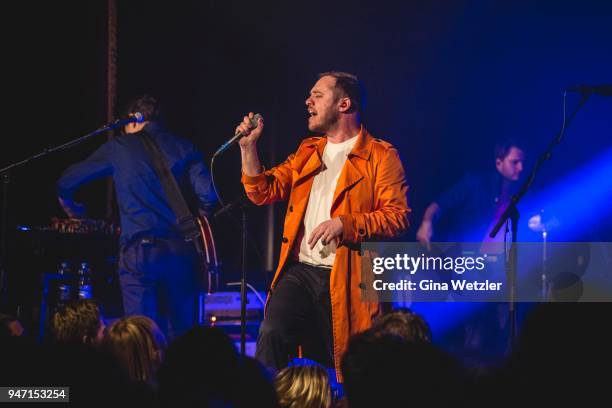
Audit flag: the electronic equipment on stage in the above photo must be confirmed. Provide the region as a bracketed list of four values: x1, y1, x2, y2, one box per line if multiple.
[18, 217, 121, 235]
[203, 290, 264, 323]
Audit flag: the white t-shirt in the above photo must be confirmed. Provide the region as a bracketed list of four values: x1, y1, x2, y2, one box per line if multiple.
[299, 135, 358, 267]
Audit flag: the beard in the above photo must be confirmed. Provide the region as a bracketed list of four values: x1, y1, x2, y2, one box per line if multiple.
[308, 109, 339, 134]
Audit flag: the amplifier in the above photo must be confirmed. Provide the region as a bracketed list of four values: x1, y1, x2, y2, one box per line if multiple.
[202, 291, 265, 323]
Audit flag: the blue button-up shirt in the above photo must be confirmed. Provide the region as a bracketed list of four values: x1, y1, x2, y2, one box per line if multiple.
[57, 122, 216, 246]
[435, 171, 518, 241]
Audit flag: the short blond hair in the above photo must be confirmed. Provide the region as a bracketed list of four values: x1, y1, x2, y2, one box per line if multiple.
[103, 316, 167, 384]
[275, 365, 332, 408]
[318, 71, 364, 113]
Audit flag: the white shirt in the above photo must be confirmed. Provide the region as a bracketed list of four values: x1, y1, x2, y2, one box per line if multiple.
[299, 135, 358, 267]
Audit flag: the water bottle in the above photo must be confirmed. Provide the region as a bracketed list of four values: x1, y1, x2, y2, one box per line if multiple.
[57, 262, 73, 302]
[77, 262, 93, 300]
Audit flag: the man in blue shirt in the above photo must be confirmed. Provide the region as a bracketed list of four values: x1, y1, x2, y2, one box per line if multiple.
[415, 141, 525, 363]
[416, 141, 525, 244]
[58, 95, 216, 338]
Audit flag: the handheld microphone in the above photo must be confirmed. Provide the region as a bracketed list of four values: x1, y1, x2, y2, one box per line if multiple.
[567, 84, 612, 97]
[214, 114, 263, 157]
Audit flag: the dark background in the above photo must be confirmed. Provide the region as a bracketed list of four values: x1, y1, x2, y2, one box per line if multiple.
[3, 0, 611, 331]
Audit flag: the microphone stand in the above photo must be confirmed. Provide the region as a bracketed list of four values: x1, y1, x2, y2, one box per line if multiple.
[208, 115, 265, 354]
[0, 120, 124, 310]
[240, 206, 248, 356]
[489, 92, 590, 348]
[210, 154, 251, 357]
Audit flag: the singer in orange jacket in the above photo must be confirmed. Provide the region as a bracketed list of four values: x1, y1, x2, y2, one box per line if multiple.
[238, 72, 410, 380]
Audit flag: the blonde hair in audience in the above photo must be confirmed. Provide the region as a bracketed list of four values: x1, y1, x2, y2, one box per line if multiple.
[275, 365, 332, 408]
[104, 316, 167, 384]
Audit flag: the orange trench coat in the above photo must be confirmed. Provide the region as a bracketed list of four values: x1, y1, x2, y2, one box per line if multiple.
[241, 126, 411, 379]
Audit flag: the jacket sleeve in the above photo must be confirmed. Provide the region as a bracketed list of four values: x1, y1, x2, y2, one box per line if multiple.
[57, 142, 114, 201]
[339, 147, 411, 244]
[241, 152, 295, 205]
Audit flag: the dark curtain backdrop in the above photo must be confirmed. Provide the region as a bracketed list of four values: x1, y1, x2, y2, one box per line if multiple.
[4, 0, 611, 301]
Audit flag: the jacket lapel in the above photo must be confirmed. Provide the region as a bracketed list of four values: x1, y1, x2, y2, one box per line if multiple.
[330, 127, 373, 211]
[293, 137, 326, 186]
[331, 158, 364, 212]
[291, 128, 374, 211]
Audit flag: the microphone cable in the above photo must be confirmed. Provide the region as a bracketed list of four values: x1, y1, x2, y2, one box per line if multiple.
[209, 142, 269, 289]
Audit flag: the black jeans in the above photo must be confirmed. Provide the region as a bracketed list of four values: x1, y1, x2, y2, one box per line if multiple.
[255, 262, 334, 369]
[118, 236, 202, 339]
